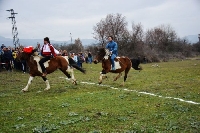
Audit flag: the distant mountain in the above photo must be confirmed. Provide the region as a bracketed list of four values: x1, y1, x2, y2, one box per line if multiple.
[0, 36, 98, 48]
[183, 35, 199, 44]
[1, 35, 199, 48]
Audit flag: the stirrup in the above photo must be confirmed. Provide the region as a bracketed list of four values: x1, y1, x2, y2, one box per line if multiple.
[111, 67, 116, 70]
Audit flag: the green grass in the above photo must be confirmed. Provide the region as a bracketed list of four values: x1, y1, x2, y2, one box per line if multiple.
[0, 59, 200, 132]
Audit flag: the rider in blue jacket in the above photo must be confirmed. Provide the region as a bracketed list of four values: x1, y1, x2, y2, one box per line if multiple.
[106, 36, 118, 70]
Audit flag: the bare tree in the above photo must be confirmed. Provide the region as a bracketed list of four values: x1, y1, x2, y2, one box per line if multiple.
[192, 42, 200, 53]
[74, 38, 84, 53]
[93, 13, 128, 47]
[59, 38, 84, 54]
[93, 20, 106, 47]
[145, 24, 177, 52]
[127, 22, 144, 56]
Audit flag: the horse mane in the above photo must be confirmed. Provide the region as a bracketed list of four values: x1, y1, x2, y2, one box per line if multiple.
[32, 48, 39, 56]
[98, 48, 106, 57]
[93, 47, 111, 62]
[98, 48, 110, 57]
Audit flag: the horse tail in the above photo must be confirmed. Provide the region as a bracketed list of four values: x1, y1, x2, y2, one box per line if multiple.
[131, 59, 143, 71]
[71, 63, 86, 74]
[68, 58, 86, 74]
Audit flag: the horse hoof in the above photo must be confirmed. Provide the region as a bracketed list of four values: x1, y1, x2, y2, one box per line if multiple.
[120, 83, 124, 86]
[72, 80, 77, 85]
[21, 89, 28, 92]
[98, 82, 102, 85]
[44, 88, 50, 91]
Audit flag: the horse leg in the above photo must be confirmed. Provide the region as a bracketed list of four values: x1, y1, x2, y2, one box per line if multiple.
[69, 70, 77, 85]
[99, 70, 107, 84]
[22, 76, 34, 92]
[99, 72, 105, 84]
[42, 76, 50, 91]
[59, 68, 77, 85]
[114, 73, 122, 81]
[121, 67, 131, 86]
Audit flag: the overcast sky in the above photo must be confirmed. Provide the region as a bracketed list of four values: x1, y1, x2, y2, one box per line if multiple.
[0, 0, 199, 41]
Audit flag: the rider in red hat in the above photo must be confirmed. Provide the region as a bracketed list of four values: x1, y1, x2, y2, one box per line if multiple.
[39, 37, 57, 77]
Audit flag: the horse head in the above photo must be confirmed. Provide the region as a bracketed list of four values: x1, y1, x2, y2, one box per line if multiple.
[93, 48, 109, 64]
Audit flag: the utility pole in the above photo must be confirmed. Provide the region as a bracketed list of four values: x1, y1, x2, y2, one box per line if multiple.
[198, 34, 200, 43]
[70, 33, 72, 44]
[6, 9, 20, 49]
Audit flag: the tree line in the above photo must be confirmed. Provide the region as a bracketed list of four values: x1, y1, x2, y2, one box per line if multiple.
[55, 13, 200, 63]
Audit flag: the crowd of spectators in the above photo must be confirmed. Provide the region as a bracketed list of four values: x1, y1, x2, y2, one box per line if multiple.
[0, 43, 93, 72]
[60, 50, 93, 68]
[0, 43, 26, 72]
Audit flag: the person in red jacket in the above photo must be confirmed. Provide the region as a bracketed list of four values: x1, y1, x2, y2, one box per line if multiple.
[39, 37, 57, 77]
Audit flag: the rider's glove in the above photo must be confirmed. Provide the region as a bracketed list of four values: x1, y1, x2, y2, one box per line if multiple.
[110, 51, 112, 54]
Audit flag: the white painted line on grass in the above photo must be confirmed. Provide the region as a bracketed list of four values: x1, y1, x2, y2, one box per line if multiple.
[59, 77, 200, 105]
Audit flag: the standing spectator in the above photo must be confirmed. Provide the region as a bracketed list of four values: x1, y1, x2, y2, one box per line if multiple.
[19, 44, 27, 73]
[62, 50, 68, 56]
[84, 52, 88, 63]
[71, 53, 78, 63]
[77, 52, 85, 68]
[0, 44, 4, 69]
[16, 47, 22, 70]
[1, 43, 6, 50]
[2, 47, 13, 71]
[87, 52, 92, 64]
[0, 43, 6, 67]
[59, 49, 63, 55]
[36, 43, 41, 55]
[21, 59, 27, 73]
[0, 51, 2, 71]
[12, 48, 18, 69]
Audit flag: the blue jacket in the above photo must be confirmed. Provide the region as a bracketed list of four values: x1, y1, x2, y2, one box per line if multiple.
[106, 40, 118, 55]
[3, 50, 13, 60]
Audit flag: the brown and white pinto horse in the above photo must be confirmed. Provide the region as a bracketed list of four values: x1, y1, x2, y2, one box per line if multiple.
[17, 48, 85, 92]
[93, 48, 142, 86]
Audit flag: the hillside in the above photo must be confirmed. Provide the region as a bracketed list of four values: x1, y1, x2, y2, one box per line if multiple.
[184, 35, 199, 43]
[0, 35, 199, 48]
[0, 36, 97, 48]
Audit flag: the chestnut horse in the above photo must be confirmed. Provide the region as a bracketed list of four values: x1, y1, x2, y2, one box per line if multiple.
[93, 48, 142, 86]
[17, 48, 85, 92]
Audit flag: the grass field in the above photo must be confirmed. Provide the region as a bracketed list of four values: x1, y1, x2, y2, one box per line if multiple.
[0, 59, 200, 133]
